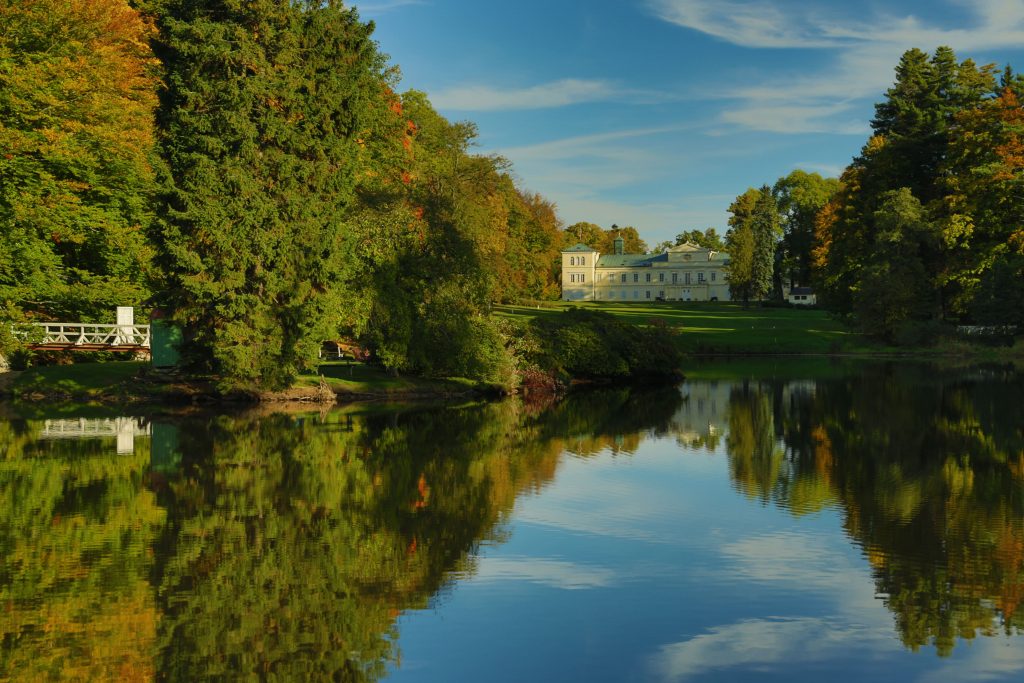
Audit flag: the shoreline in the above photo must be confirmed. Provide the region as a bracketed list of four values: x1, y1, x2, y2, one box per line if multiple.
[2, 346, 1020, 410]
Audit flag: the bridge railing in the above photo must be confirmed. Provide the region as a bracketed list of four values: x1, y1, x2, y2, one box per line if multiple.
[18, 323, 151, 348]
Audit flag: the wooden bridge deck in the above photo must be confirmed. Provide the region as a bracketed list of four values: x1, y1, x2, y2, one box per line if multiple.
[17, 323, 151, 353]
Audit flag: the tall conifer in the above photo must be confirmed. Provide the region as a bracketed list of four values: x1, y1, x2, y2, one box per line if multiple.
[146, 0, 383, 388]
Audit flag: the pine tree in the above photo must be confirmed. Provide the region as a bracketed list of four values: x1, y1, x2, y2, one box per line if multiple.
[146, 0, 384, 389]
[749, 186, 779, 301]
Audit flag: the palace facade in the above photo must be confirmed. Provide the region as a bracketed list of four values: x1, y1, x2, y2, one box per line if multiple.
[561, 238, 731, 302]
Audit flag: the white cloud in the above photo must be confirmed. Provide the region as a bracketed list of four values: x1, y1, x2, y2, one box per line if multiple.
[499, 124, 699, 162]
[469, 556, 616, 590]
[652, 617, 896, 681]
[431, 78, 617, 111]
[649, 0, 1024, 135]
[647, 0, 855, 48]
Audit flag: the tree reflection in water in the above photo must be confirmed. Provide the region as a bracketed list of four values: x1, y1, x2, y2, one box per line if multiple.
[1, 364, 1022, 679]
[720, 364, 1024, 655]
[0, 387, 681, 681]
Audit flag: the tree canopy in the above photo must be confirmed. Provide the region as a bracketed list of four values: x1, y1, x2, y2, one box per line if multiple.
[0, 0, 158, 323]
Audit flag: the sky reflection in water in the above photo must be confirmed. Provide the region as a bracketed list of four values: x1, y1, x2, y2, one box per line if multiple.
[1, 361, 1022, 681]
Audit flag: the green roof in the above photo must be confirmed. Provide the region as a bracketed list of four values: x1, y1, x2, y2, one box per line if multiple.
[563, 243, 598, 252]
[597, 253, 667, 267]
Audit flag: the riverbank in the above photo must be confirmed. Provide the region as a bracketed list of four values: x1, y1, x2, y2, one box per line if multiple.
[497, 301, 1024, 360]
[0, 361, 493, 406]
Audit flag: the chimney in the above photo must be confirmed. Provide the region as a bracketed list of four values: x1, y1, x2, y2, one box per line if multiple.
[613, 236, 624, 255]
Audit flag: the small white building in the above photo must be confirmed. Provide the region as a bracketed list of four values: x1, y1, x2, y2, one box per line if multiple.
[561, 238, 732, 302]
[787, 287, 817, 306]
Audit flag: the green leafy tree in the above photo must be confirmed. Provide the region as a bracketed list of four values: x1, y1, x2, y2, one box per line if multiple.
[674, 228, 725, 250]
[813, 47, 1005, 334]
[0, 0, 157, 322]
[773, 170, 840, 288]
[854, 189, 940, 342]
[562, 223, 647, 254]
[942, 88, 1024, 321]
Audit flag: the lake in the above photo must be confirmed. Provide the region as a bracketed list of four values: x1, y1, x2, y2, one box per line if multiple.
[1, 360, 1022, 681]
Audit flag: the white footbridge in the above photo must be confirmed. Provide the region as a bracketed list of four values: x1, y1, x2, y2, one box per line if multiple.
[39, 417, 151, 455]
[14, 307, 150, 353]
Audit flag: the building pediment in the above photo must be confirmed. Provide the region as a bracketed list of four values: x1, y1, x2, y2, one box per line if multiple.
[563, 243, 599, 253]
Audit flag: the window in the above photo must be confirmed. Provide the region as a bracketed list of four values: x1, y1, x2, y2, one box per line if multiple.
[672, 273, 678, 284]
[685, 273, 691, 285]
[645, 273, 651, 283]
[659, 273, 665, 283]
[621, 273, 627, 283]
[569, 274, 576, 283]
[698, 272, 705, 283]
[659, 290, 665, 299]
[570, 256, 575, 266]
[645, 290, 651, 299]
[580, 274, 586, 283]
[633, 273, 639, 283]
[633, 290, 639, 299]
[711, 272, 716, 282]
[580, 256, 585, 266]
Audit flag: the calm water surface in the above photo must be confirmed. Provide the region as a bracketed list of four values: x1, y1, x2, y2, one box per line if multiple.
[1, 361, 1023, 681]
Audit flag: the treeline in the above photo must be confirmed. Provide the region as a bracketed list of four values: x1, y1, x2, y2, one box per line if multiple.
[729, 47, 1024, 342]
[0, 0, 565, 387]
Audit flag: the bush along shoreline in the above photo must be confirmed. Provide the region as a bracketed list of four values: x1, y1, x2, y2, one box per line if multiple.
[0, 309, 685, 406]
[504, 308, 685, 398]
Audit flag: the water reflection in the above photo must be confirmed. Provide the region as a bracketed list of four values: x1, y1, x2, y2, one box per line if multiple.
[0, 363, 1022, 680]
[717, 364, 1024, 656]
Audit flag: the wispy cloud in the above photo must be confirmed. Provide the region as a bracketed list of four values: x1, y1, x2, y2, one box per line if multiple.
[647, 0, 856, 49]
[652, 617, 896, 681]
[649, 0, 1024, 134]
[469, 556, 616, 590]
[431, 78, 618, 111]
[353, 0, 424, 12]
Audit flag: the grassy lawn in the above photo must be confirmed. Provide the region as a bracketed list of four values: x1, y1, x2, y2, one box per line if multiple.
[7, 361, 147, 398]
[4, 359, 483, 403]
[294, 361, 482, 395]
[496, 301, 885, 354]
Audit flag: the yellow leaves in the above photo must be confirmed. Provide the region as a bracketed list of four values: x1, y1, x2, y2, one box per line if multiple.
[1010, 229, 1024, 255]
[940, 213, 975, 250]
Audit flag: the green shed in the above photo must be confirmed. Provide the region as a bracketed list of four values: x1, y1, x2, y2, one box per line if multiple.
[150, 310, 183, 368]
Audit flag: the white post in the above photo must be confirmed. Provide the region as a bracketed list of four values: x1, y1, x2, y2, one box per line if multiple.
[116, 307, 134, 345]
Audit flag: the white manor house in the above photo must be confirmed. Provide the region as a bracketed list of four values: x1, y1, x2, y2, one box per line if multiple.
[561, 237, 732, 302]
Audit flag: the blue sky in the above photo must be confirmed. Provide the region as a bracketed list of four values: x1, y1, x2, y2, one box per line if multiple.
[354, 0, 1024, 245]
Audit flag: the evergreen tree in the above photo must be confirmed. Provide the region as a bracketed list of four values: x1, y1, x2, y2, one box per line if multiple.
[725, 189, 760, 306]
[749, 186, 779, 301]
[146, 0, 384, 389]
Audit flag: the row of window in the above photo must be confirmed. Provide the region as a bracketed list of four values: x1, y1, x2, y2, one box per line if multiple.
[566, 270, 724, 286]
[595, 290, 672, 300]
[568, 256, 586, 266]
[590, 290, 721, 302]
[595, 272, 716, 284]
